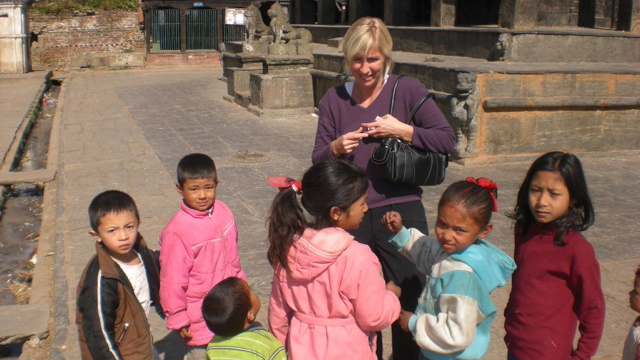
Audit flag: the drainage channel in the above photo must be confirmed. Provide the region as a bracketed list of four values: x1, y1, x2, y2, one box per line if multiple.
[0, 78, 60, 359]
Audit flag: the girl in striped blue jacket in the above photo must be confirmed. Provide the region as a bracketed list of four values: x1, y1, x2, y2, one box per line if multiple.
[383, 178, 516, 360]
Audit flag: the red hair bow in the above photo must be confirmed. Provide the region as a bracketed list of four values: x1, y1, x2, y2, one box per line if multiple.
[268, 176, 302, 194]
[466, 177, 499, 212]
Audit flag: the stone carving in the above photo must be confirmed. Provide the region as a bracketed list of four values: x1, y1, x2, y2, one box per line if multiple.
[450, 72, 479, 157]
[267, 2, 312, 45]
[489, 33, 510, 61]
[244, 2, 270, 43]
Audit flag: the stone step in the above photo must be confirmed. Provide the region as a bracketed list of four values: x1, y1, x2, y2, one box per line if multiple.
[300, 24, 640, 63]
[311, 43, 640, 98]
[145, 53, 221, 67]
[0, 304, 49, 345]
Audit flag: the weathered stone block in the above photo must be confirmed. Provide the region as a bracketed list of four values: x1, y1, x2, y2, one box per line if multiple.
[536, 74, 577, 97]
[0, 304, 49, 345]
[327, 37, 343, 49]
[575, 77, 612, 97]
[241, 41, 269, 55]
[481, 75, 526, 98]
[482, 113, 538, 155]
[227, 67, 263, 96]
[601, 110, 640, 149]
[615, 77, 640, 96]
[250, 73, 314, 109]
[532, 113, 602, 152]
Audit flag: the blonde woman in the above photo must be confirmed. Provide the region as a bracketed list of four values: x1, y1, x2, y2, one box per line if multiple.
[312, 17, 456, 360]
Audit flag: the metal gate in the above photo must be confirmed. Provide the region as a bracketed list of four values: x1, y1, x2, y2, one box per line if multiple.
[148, 7, 248, 53]
[223, 24, 244, 44]
[150, 8, 180, 51]
[186, 8, 218, 50]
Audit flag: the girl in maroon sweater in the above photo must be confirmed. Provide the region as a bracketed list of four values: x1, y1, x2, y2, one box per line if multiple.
[504, 151, 605, 360]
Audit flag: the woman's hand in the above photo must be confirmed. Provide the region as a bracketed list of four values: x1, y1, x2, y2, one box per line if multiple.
[382, 211, 403, 233]
[330, 127, 369, 157]
[361, 114, 414, 142]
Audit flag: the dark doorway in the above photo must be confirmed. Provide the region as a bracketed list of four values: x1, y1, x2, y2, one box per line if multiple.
[456, 0, 501, 26]
[410, 0, 431, 25]
[578, 0, 596, 27]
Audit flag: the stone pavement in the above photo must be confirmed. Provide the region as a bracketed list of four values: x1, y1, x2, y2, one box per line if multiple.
[2, 69, 639, 359]
[0, 72, 49, 171]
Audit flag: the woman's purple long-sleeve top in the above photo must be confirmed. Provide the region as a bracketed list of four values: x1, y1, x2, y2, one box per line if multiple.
[312, 75, 456, 208]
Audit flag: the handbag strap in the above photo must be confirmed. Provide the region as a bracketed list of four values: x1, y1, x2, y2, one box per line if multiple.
[388, 75, 435, 125]
[405, 93, 435, 125]
[388, 75, 405, 115]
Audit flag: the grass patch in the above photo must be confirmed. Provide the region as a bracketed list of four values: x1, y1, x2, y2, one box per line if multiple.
[32, 0, 137, 14]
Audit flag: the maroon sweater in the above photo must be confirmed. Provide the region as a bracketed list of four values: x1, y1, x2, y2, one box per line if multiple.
[312, 75, 456, 208]
[504, 222, 605, 360]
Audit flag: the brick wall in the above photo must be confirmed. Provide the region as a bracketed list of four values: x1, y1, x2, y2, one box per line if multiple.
[29, 10, 144, 69]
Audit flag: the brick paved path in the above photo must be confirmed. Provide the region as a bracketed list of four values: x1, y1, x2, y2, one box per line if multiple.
[48, 69, 639, 360]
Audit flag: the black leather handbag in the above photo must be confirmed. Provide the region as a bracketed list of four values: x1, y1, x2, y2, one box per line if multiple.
[371, 76, 449, 186]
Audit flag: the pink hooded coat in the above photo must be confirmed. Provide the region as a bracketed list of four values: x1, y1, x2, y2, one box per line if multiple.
[269, 227, 400, 360]
[159, 200, 246, 346]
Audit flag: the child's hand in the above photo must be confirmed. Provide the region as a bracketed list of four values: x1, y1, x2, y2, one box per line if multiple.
[386, 281, 401, 298]
[399, 310, 414, 332]
[179, 326, 192, 339]
[382, 211, 403, 233]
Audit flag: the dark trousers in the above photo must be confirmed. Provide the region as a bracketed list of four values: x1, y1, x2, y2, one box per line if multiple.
[349, 200, 427, 360]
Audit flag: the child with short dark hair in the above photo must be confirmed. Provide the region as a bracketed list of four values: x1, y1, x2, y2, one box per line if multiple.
[383, 178, 515, 360]
[202, 277, 287, 360]
[160, 153, 246, 360]
[504, 151, 605, 360]
[76, 190, 162, 360]
[622, 266, 640, 360]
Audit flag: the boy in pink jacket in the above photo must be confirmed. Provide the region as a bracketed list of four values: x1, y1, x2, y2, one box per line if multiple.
[160, 153, 246, 360]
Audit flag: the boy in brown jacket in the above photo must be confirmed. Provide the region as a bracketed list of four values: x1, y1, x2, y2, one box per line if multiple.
[76, 190, 162, 360]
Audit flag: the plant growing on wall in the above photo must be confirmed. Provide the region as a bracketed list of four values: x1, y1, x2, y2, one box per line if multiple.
[32, 0, 137, 14]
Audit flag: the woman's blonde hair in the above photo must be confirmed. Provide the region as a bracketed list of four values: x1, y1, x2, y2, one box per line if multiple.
[342, 17, 394, 76]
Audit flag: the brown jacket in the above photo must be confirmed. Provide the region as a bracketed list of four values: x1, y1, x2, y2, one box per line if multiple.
[76, 235, 161, 360]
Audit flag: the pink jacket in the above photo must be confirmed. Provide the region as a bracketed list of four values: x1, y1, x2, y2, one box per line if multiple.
[159, 200, 246, 346]
[268, 227, 400, 360]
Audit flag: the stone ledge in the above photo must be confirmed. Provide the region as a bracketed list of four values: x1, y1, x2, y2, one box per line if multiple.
[0, 304, 49, 345]
[484, 96, 640, 109]
[0, 169, 56, 185]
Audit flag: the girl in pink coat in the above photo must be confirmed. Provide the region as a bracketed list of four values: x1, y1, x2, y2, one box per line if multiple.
[267, 159, 401, 360]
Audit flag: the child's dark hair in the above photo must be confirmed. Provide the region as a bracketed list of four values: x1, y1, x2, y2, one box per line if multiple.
[88, 190, 140, 232]
[636, 265, 640, 278]
[202, 277, 251, 337]
[177, 153, 217, 186]
[267, 159, 368, 272]
[439, 181, 495, 228]
[508, 151, 595, 246]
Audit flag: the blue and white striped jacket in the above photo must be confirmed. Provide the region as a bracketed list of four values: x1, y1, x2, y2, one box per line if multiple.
[389, 227, 516, 360]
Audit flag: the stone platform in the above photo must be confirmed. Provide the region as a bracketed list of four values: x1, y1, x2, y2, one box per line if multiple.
[309, 28, 640, 163]
[301, 24, 640, 63]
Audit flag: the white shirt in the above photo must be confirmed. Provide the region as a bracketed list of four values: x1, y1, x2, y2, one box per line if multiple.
[113, 251, 151, 317]
[623, 316, 640, 360]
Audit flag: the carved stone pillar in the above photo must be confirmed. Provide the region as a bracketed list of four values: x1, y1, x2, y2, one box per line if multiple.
[499, 0, 537, 29]
[384, 0, 411, 25]
[317, 0, 335, 24]
[291, 0, 315, 24]
[348, 0, 369, 24]
[431, 0, 457, 27]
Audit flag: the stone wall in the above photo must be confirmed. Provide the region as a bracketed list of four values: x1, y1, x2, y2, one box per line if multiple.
[536, 0, 578, 26]
[28, 10, 144, 69]
[478, 73, 640, 156]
